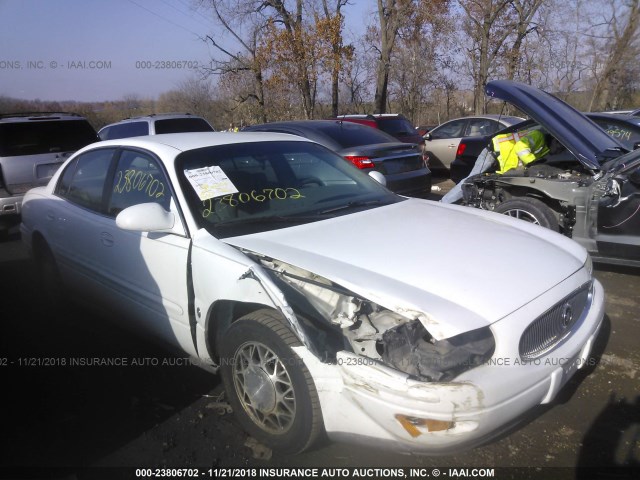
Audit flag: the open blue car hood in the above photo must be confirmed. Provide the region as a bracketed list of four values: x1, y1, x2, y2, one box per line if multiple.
[486, 80, 626, 171]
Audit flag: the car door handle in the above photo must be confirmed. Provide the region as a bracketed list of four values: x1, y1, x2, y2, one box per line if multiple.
[448, 144, 457, 148]
[100, 232, 114, 247]
[46, 211, 55, 221]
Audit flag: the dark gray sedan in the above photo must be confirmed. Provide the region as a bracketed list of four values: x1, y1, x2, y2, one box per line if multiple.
[586, 112, 640, 151]
[243, 120, 431, 197]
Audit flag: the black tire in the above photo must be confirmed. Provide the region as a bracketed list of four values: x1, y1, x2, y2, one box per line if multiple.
[219, 309, 323, 453]
[494, 197, 559, 231]
[34, 241, 66, 310]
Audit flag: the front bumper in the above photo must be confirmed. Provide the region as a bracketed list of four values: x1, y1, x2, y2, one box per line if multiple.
[296, 272, 605, 453]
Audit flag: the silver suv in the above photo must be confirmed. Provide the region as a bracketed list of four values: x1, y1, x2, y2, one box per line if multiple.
[0, 112, 98, 238]
[98, 113, 214, 140]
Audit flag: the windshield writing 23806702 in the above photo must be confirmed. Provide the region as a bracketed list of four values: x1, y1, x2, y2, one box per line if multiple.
[202, 188, 304, 218]
[114, 169, 165, 199]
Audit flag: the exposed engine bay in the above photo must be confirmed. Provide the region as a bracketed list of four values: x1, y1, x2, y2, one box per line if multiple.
[256, 256, 495, 382]
[461, 156, 595, 236]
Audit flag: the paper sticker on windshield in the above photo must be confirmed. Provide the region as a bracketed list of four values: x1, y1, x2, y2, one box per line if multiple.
[184, 166, 238, 201]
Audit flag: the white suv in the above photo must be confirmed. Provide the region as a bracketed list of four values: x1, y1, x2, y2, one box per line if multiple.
[98, 113, 214, 140]
[0, 112, 98, 238]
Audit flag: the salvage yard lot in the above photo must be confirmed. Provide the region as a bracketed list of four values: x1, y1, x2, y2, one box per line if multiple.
[0, 229, 638, 478]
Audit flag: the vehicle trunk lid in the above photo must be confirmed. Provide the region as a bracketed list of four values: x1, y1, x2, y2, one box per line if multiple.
[339, 143, 424, 173]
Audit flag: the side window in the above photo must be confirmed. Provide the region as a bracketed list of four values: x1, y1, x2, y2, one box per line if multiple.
[56, 149, 115, 212]
[486, 121, 501, 135]
[55, 158, 79, 197]
[431, 120, 466, 139]
[108, 150, 172, 217]
[466, 119, 500, 137]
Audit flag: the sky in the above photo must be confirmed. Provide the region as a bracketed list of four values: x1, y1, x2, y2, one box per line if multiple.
[0, 0, 374, 102]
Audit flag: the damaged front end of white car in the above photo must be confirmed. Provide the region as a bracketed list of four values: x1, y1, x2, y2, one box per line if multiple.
[256, 255, 496, 383]
[213, 241, 603, 455]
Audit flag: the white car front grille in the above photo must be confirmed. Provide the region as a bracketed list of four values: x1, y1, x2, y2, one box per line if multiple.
[519, 281, 592, 359]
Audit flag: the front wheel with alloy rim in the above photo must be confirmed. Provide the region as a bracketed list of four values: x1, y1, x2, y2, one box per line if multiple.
[494, 197, 559, 232]
[219, 309, 323, 453]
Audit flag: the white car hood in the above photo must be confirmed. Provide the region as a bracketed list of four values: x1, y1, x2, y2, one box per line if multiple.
[223, 199, 586, 340]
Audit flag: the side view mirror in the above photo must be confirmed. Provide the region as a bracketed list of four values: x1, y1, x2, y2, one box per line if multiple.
[368, 170, 387, 187]
[116, 202, 178, 233]
[633, 141, 640, 150]
[424, 133, 432, 141]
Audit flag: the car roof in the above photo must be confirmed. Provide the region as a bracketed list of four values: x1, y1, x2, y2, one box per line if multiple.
[587, 112, 640, 126]
[249, 119, 342, 127]
[445, 114, 523, 122]
[246, 119, 385, 131]
[336, 114, 406, 119]
[98, 113, 210, 132]
[111, 113, 202, 123]
[243, 119, 399, 149]
[94, 131, 311, 153]
[0, 112, 88, 123]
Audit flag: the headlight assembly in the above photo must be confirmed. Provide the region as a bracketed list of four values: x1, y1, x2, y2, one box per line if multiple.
[585, 255, 593, 276]
[380, 321, 496, 382]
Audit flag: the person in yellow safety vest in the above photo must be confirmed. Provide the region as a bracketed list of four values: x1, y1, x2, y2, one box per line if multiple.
[441, 128, 552, 204]
[492, 129, 549, 174]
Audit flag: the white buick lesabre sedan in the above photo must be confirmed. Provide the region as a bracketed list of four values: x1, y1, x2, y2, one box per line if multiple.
[21, 132, 604, 454]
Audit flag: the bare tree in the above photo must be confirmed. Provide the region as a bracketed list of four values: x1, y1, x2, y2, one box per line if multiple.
[319, 0, 352, 117]
[504, 0, 545, 81]
[587, 0, 640, 110]
[533, 1, 588, 96]
[388, 1, 452, 122]
[373, 0, 414, 114]
[200, 0, 268, 122]
[257, 0, 318, 119]
[121, 94, 144, 118]
[157, 76, 215, 118]
[459, 0, 511, 113]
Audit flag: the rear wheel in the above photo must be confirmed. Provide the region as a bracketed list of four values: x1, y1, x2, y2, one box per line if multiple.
[494, 197, 559, 231]
[219, 309, 323, 453]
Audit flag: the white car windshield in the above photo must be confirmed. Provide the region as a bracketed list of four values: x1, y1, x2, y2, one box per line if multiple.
[176, 141, 402, 237]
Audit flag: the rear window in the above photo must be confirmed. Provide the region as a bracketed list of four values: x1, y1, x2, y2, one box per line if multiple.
[154, 118, 213, 134]
[317, 123, 397, 148]
[100, 121, 149, 140]
[376, 117, 416, 136]
[0, 120, 98, 156]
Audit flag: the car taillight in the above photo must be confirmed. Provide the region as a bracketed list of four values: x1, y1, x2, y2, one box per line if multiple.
[456, 142, 467, 157]
[344, 155, 374, 169]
